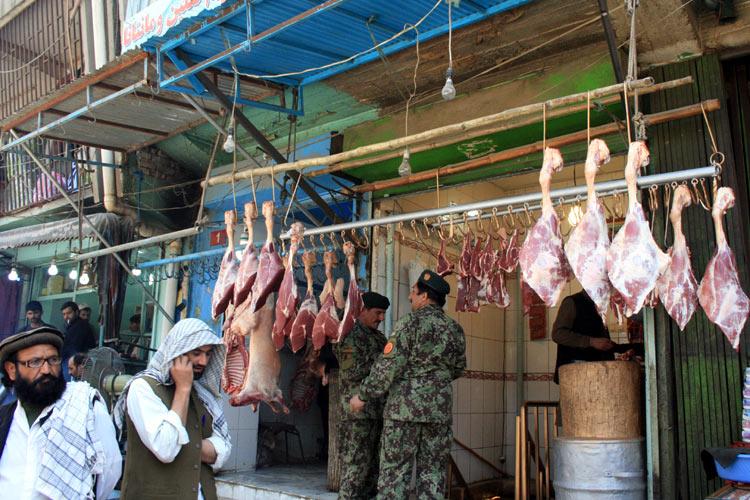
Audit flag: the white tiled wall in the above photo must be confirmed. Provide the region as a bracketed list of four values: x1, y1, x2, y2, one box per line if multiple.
[374, 156, 631, 483]
[221, 395, 260, 472]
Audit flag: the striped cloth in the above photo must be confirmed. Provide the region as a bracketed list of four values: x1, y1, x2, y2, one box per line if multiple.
[114, 318, 229, 445]
[37, 381, 106, 499]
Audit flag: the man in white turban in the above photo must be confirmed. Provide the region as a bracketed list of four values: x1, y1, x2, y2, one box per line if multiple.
[115, 318, 231, 500]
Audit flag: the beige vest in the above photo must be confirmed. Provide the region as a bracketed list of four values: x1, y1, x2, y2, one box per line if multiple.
[121, 377, 217, 500]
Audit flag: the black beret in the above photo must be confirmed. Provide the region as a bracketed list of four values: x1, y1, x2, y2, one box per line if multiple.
[362, 291, 390, 310]
[417, 269, 450, 296]
[25, 301, 43, 313]
[0, 326, 63, 365]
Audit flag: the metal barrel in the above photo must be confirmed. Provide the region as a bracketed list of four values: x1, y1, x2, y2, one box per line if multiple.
[552, 437, 646, 499]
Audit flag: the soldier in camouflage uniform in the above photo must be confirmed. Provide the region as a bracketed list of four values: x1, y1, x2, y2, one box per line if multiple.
[350, 270, 466, 499]
[334, 291, 390, 500]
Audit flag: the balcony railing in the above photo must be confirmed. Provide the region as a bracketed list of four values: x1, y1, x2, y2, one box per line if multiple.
[0, 139, 92, 215]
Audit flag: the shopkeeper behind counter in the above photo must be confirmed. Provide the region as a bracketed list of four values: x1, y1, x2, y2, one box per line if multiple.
[552, 290, 641, 384]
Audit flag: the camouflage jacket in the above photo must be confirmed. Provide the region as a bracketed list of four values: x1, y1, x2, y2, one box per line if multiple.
[359, 304, 466, 424]
[334, 320, 388, 420]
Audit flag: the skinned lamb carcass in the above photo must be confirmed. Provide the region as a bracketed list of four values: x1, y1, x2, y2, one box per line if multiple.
[487, 229, 518, 308]
[234, 202, 259, 305]
[289, 252, 318, 353]
[564, 139, 612, 320]
[212, 210, 239, 320]
[229, 302, 289, 413]
[312, 251, 340, 350]
[221, 306, 248, 396]
[519, 147, 571, 307]
[477, 235, 495, 304]
[456, 232, 480, 312]
[698, 187, 750, 350]
[289, 342, 327, 413]
[606, 141, 670, 316]
[656, 185, 698, 331]
[337, 241, 363, 343]
[249, 201, 285, 314]
[272, 222, 305, 350]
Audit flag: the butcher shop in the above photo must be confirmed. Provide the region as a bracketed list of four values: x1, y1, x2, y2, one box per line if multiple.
[1, 0, 750, 499]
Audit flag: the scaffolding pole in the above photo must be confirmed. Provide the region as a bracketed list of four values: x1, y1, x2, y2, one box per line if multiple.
[280, 166, 717, 239]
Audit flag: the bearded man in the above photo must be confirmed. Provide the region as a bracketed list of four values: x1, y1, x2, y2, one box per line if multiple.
[0, 326, 122, 499]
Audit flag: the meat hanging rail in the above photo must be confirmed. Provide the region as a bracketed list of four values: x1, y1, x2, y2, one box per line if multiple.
[280, 166, 718, 240]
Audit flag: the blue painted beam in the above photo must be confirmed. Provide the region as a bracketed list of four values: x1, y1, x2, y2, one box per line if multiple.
[301, 0, 534, 85]
[158, 1, 249, 54]
[164, 83, 304, 115]
[164, 50, 208, 94]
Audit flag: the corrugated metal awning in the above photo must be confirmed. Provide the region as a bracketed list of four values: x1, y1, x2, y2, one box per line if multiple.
[0, 212, 124, 249]
[0, 50, 278, 153]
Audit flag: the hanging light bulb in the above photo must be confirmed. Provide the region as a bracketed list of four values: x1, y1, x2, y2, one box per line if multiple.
[78, 263, 91, 286]
[47, 258, 58, 276]
[441, 67, 456, 101]
[68, 268, 78, 281]
[567, 205, 585, 227]
[7, 267, 19, 282]
[398, 149, 412, 177]
[148, 273, 155, 286]
[131, 267, 142, 277]
[223, 116, 236, 153]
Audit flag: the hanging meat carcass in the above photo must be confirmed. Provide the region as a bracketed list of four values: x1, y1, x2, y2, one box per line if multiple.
[312, 251, 340, 350]
[456, 232, 480, 312]
[212, 210, 239, 320]
[698, 187, 750, 350]
[436, 238, 455, 277]
[234, 202, 259, 305]
[289, 252, 318, 353]
[229, 302, 289, 413]
[221, 313, 248, 396]
[249, 201, 285, 313]
[477, 235, 495, 304]
[656, 185, 698, 331]
[487, 229, 518, 308]
[289, 343, 327, 413]
[519, 147, 571, 307]
[337, 241, 363, 343]
[272, 222, 305, 350]
[564, 138, 612, 320]
[606, 141, 670, 316]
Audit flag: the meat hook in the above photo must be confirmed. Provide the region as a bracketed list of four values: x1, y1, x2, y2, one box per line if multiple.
[522, 203, 535, 228]
[503, 205, 516, 232]
[692, 178, 711, 211]
[360, 228, 370, 248]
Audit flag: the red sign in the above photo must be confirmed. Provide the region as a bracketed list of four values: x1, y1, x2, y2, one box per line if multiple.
[210, 229, 227, 247]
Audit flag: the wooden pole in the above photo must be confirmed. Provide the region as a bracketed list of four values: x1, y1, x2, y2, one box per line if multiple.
[326, 370, 342, 491]
[203, 77, 658, 186]
[309, 76, 693, 178]
[352, 99, 721, 193]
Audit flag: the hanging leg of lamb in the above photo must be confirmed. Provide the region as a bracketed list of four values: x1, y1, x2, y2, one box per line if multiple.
[606, 141, 670, 316]
[337, 241, 363, 343]
[289, 252, 318, 353]
[477, 235, 495, 304]
[564, 139, 612, 320]
[272, 222, 305, 350]
[698, 187, 750, 350]
[519, 147, 571, 307]
[234, 202, 259, 305]
[212, 211, 239, 320]
[656, 185, 698, 330]
[456, 232, 479, 312]
[230, 303, 289, 413]
[250, 201, 285, 313]
[312, 251, 340, 350]
[437, 238, 455, 277]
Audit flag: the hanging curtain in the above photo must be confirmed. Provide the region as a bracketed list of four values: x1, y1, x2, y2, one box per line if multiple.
[95, 218, 135, 340]
[0, 279, 22, 340]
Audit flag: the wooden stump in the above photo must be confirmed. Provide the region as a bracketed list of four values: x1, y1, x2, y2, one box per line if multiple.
[558, 361, 643, 439]
[327, 370, 342, 491]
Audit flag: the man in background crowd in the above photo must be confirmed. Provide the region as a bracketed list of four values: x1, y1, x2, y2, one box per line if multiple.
[16, 301, 52, 334]
[60, 301, 96, 380]
[68, 353, 88, 381]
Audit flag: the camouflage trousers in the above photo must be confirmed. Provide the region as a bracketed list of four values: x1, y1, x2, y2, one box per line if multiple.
[338, 418, 382, 500]
[376, 419, 451, 500]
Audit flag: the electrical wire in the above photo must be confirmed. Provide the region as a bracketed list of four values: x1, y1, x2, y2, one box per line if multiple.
[0, 33, 66, 75]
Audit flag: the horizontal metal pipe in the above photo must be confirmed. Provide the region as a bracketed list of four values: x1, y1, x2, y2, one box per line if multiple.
[74, 227, 200, 261]
[280, 166, 717, 238]
[1, 80, 148, 153]
[138, 242, 332, 268]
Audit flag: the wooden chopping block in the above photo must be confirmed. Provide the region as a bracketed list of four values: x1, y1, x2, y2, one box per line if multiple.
[559, 361, 644, 439]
